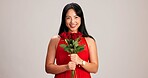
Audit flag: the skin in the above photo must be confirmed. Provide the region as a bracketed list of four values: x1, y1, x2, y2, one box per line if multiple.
[65, 9, 81, 33]
[45, 9, 98, 74]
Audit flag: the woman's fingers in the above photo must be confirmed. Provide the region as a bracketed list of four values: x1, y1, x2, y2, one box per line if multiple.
[70, 54, 76, 62]
[70, 54, 82, 65]
[68, 61, 76, 70]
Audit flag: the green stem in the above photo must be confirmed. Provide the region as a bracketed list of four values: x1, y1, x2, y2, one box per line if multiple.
[71, 70, 75, 78]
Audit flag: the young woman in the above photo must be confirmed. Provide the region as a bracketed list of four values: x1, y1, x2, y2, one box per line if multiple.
[45, 3, 98, 78]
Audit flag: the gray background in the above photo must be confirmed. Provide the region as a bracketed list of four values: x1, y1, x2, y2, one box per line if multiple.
[0, 0, 148, 78]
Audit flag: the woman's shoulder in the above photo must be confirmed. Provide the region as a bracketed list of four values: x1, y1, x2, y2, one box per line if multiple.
[85, 37, 95, 42]
[50, 35, 60, 42]
[84, 37, 96, 46]
[51, 35, 60, 39]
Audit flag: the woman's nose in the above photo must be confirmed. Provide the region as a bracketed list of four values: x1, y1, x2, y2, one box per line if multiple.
[70, 18, 75, 23]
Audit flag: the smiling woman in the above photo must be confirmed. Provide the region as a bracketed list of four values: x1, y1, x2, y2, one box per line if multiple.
[65, 9, 81, 33]
[45, 3, 98, 78]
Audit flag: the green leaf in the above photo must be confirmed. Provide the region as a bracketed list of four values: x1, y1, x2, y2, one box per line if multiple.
[69, 44, 73, 48]
[75, 37, 80, 42]
[66, 39, 71, 44]
[64, 46, 71, 53]
[69, 39, 73, 43]
[75, 46, 84, 53]
[60, 44, 67, 48]
[70, 48, 74, 53]
[73, 40, 78, 47]
[60, 38, 84, 55]
[71, 40, 74, 43]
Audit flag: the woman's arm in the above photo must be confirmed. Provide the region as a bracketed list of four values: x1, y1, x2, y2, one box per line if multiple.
[45, 36, 68, 74]
[45, 36, 76, 74]
[70, 37, 99, 73]
[83, 37, 99, 73]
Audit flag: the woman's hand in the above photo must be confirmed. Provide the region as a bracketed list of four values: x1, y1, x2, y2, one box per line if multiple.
[70, 54, 82, 65]
[67, 61, 76, 70]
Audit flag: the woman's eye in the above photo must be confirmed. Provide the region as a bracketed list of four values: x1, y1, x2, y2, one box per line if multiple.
[66, 17, 70, 19]
[75, 16, 78, 19]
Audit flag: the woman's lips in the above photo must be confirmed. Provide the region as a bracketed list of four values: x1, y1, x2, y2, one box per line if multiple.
[70, 24, 77, 28]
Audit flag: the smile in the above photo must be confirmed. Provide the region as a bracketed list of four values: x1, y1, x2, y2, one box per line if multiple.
[70, 24, 77, 28]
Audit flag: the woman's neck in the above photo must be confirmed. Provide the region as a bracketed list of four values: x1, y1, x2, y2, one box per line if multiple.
[68, 30, 78, 33]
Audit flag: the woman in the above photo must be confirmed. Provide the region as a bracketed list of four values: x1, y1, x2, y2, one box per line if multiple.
[45, 3, 98, 78]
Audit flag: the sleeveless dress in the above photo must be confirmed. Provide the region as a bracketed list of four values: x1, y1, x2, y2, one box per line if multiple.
[55, 37, 91, 78]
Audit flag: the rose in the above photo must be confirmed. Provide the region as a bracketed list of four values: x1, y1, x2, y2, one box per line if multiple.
[60, 32, 84, 78]
[71, 32, 83, 40]
[67, 32, 71, 39]
[77, 32, 83, 37]
[60, 32, 68, 39]
[71, 33, 78, 40]
[60, 32, 83, 40]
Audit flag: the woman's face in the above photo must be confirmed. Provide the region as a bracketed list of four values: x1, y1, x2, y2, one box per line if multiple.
[65, 9, 81, 33]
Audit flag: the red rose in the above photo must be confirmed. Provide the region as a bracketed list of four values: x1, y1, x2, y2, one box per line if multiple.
[77, 32, 83, 37]
[60, 32, 67, 39]
[60, 32, 83, 39]
[71, 33, 78, 40]
[67, 32, 71, 39]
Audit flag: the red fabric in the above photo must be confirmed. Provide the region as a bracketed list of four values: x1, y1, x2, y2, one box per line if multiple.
[55, 37, 91, 78]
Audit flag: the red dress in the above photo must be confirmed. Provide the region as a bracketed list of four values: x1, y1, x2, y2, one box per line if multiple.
[55, 37, 91, 78]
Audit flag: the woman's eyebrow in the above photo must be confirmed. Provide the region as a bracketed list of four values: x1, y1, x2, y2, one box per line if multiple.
[65, 15, 71, 17]
[66, 14, 78, 17]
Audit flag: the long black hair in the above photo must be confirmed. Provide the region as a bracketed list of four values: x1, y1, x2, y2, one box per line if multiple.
[58, 3, 94, 39]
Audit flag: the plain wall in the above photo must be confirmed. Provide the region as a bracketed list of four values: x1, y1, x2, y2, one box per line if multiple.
[0, 0, 148, 78]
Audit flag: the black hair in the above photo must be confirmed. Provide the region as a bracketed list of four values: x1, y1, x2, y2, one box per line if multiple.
[58, 3, 94, 40]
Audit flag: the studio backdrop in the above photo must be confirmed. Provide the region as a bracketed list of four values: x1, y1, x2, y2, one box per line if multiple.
[0, 0, 147, 78]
